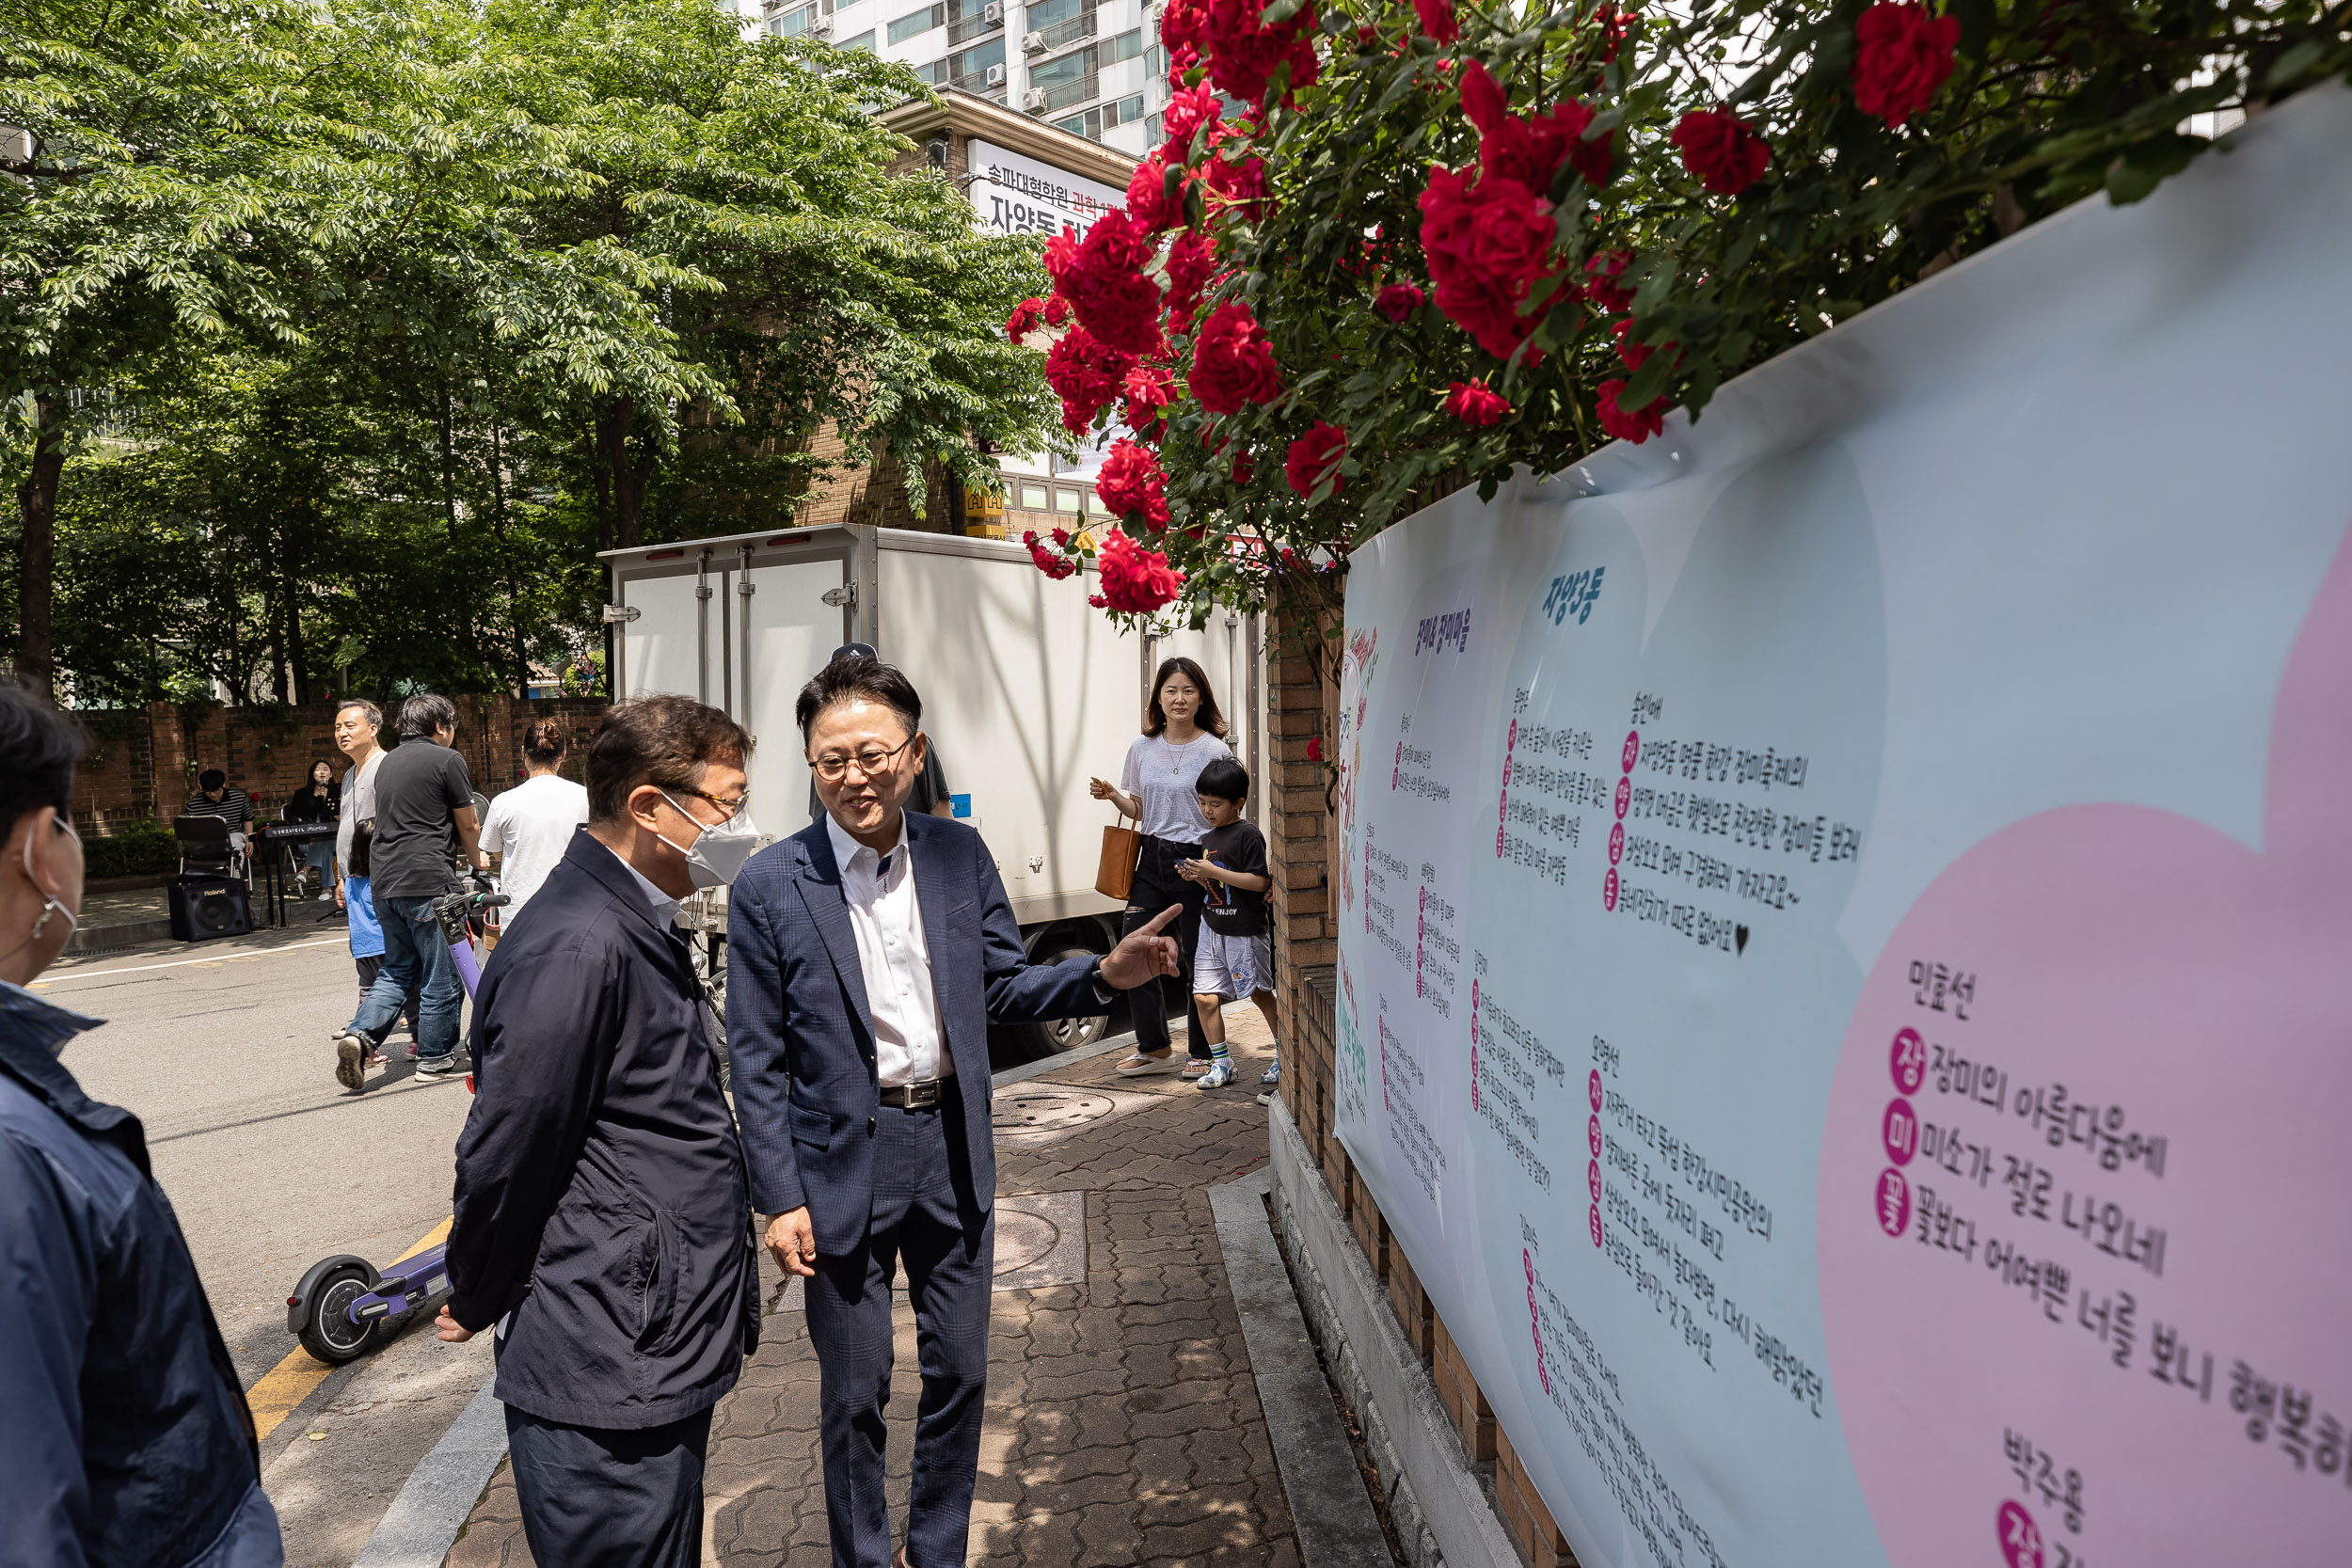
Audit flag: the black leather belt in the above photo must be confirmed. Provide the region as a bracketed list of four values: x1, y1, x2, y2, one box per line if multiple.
[878, 1078, 952, 1109]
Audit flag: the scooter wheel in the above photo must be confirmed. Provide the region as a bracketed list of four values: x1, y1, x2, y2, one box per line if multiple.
[297, 1264, 382, 1365]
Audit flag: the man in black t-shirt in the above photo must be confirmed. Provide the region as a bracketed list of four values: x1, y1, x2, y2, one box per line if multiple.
[1177, 758, 1279, 1092]
[329, 694, 481, 1088]
[182, 769, 254, 868]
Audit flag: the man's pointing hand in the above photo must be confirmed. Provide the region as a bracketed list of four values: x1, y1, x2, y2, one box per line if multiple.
[1098, 903, 1184, 990]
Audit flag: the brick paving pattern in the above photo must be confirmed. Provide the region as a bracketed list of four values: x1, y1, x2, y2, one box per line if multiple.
[447, 1016, 1295, 1568]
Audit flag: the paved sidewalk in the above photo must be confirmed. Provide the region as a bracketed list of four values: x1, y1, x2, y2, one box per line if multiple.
[447, 1015, 1301, 1568]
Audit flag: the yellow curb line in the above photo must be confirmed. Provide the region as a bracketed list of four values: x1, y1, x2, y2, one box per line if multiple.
[247, 1214, 453, 1442]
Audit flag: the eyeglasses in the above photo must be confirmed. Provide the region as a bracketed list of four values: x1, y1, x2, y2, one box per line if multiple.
[670, 786, 749, 820]
[809, 735, 916, 784]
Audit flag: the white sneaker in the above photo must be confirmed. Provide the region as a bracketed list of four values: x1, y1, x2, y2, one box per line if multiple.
[1198, 1058, 1234, 1090]
[1261, 1059, 1280, 1085]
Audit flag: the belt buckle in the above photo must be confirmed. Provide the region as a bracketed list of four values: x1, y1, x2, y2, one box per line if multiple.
[906, 1080, 942, 1109]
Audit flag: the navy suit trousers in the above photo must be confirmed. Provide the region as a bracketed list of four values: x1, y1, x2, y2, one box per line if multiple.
[505, 1403, 714, 1568]
[804, 1087, 993, 1568]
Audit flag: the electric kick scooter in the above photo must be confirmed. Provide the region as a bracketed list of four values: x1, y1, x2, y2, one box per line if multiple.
[284, 879, 505, 1364]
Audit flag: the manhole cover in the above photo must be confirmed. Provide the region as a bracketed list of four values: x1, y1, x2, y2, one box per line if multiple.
[993, 1086, 1119, 1138]
[994, 1206, 1060, 1275]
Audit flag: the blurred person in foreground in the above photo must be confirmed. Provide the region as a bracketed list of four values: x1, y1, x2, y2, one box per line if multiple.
[435, 696, 763, 1568]
[0, 679, 283, 1567]
[727, 653, 1182, 1568]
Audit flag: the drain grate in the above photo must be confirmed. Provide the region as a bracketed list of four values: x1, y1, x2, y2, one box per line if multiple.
[991, 1083, 1164, 1144]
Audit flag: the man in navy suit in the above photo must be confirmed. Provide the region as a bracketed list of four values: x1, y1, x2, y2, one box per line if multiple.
[727, 654, 1179, 1568]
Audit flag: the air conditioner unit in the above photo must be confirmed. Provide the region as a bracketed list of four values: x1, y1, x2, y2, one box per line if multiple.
[1024, 86, 1049, 109]
[983, 1, 1003, 22]
[809, 14, 832, 34]
[985, 62, 1006, 85]
[1023, 28, 1047, 51]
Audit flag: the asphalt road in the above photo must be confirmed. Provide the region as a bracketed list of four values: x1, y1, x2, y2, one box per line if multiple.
[32, 919, 491, 1567]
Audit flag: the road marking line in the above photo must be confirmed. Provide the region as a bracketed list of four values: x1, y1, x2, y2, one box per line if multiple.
[32, 937, 345, 988]
[248, 1214, 453, 1441]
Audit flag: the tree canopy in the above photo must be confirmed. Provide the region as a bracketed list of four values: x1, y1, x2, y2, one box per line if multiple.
[3, 0, 1057, 702]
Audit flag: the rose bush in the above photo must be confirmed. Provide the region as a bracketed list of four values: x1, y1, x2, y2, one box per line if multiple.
[1004, 0, 2347, 640]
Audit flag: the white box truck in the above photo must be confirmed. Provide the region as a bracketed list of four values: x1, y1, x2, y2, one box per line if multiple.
[600, 523, 1263, 1057]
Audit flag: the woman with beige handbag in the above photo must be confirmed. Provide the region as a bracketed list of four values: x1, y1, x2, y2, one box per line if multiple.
[1089, 656, 1232, 1077]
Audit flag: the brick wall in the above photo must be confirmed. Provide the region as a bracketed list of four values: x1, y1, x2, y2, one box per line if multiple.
[65, 696, 610, 834]
[1262, 600, 1584, 1568]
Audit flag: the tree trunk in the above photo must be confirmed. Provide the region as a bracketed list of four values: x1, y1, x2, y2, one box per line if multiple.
[438, 384, 459, 540]
[12, 393, 66, 696]
[492, 423, 526, 696]
[596, 395, 660, 550]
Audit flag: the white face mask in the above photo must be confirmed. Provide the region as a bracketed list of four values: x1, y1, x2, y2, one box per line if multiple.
[656, 793, 761, 890]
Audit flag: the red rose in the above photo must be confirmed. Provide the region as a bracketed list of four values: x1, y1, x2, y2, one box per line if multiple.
[1162, 84, 1223, 152]
[1285, 420, 1348, 498]
[1007, 298, 1045, 341]
[1581, 249, 1634, 313]
[1852, 1, 1960, 129]
[1045, 326, 1135, 434]
[1232, 450, 1254, 484]
[1097, 437, 1172, 529]
[1163, 230, 1219, 326]
[1412, 0, 1458, 43]
[1121, 363, 1175, 437]
[1670, 108, 1771, 196]
[1201, 153, 1271, 223]
[1307, 735, 1324, 763]
[1125, 150, 1185, 231]
[1612, 318, 1676, 372]
[1195, 0, 1319, 109]
[1045, 210, 1166, 356]
[1374, 282, 1424, 322]
[1042, 295, 1072, 325]
[1444, 379, 1511, 426]
[1190, 301, 1284, 414]
[1458, 61, 1613, 192]
[1096, 528, 1184, 613]
[1418, 163, 1557, 360]
[1160, 0, 1208, 71]
[1597, 378, 1669, 444]
[1023, 530, 1078, 580]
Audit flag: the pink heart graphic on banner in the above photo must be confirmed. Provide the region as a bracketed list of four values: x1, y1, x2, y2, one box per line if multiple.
[1819, 529, 2352, 1564]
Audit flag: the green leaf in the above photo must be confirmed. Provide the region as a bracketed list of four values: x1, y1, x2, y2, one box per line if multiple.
[2105, 133, 2204, 207]
[1262, 0, 1310, 25]
[2265, 40, 2327, 94]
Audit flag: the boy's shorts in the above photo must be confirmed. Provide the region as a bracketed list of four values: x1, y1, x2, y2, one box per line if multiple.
[1194, 927, 1273, 1001]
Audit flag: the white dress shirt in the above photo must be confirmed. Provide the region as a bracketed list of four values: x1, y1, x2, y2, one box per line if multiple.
[599, 839, 683, 930]
[826, 812, 947, 1085]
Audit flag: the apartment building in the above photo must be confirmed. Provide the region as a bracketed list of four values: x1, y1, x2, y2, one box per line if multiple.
[750, 0, 1173, 153]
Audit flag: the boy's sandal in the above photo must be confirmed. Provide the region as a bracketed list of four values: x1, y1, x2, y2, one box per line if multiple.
[1180, 1057, 1216, 1078]
[1117, 1050, 1179, 1076]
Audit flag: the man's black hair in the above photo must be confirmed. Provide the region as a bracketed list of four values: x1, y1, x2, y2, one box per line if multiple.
[1196, 757, 1249, 802]
[586, 695, 755, 824]
[0, 678, 86, 844]
[199, 768, 226, 791]
[399, 691, 457, 738]
[796, 654, 922, 745]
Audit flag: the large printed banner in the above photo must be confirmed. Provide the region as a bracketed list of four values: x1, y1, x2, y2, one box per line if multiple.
[1332, 87, 2352, 1568]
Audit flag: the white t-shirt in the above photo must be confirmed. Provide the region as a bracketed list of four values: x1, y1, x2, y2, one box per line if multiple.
[1120, 732, 1233, 844]
[479, 774, 591, 918]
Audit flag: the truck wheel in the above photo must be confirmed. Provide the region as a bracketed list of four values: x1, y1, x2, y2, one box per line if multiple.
[1021, 944, 1111, 1058]
[297, 1264, 382, 1365]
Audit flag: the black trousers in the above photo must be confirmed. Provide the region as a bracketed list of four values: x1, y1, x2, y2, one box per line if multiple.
[505, 1403, 715, 1568]
[804, 1089, 993, 1568]
[1124, 834, 1207, 1058]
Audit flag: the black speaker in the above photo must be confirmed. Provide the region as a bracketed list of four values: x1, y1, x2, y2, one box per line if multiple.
[170, 879, 253, 942]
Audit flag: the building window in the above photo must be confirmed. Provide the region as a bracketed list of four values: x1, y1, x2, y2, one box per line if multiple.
[1019, 483, 1052, 512]
[923, 36, 1005, 87]
[1055, 487, 1084, 515]
[1103, 26, 1142, 63]
[889, 4, 946, 43]
[837, 27, 874, 49]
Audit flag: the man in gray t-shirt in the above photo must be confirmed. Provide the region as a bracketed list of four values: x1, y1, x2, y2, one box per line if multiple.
[330, 693, 482, 1089]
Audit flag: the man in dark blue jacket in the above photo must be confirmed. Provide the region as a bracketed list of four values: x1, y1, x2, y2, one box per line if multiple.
[728, 655, 1179, 1568]
[437, 694, 764, 1568]
[0, 677, 284, 1568]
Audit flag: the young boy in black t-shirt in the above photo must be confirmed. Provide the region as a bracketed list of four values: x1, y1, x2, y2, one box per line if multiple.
[1176, 758, 1279, 1091]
